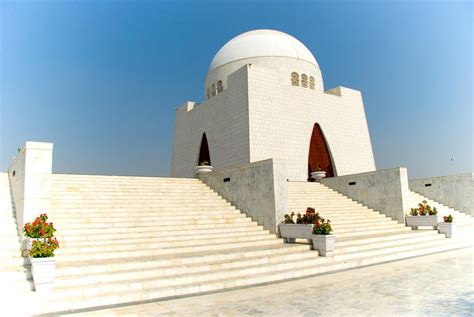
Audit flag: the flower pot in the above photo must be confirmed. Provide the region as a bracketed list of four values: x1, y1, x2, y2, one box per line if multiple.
[194, 165, 214, 175]
[311, 171, 326, 182]
[438, 222, 455, 238]
[405, 215, 438, 230]
[311, 234, 336, 256]
[279, 224, 313, 243]
[29, 256, 56, 292]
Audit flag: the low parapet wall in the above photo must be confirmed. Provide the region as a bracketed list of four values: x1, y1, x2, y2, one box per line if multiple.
[199, 158, 288, 234]
[7, 142, 53, 237]
[321, 167, 411, 223]
[409, 173, 474, 216]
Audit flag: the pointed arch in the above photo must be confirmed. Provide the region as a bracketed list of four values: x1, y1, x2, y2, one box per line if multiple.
[198, 133, 211, 165]
[308, 123, 335, 180]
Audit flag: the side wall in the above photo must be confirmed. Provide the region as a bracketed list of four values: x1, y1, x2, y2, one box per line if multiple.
[321, 168, 411, 223]
[171, 66, 251, 177]
[247, 64, 376, 181]
[409, 173, 474, 216]
[198, 159, 288, 234]
[7, 142, 53, 237]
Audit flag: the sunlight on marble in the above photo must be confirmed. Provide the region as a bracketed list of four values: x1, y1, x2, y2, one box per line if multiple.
[70, 248, 473, 317]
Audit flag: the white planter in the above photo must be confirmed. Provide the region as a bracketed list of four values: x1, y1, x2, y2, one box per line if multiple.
[311, 234, 336, 256]
[29, 257, 56, 292]
[279, 224, 313, 243]
[194, 165, 214, 174]
[311, 171, 326, 182]
[438, 222, 455, 238]
[405, 215, 438, 230]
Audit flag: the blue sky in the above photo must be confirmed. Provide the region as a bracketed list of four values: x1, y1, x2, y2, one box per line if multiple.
[0, 0, 472, 179]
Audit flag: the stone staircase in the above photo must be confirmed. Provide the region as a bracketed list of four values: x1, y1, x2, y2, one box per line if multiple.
[3, 174, 472, 314]
[288, 182, 472, 261]
[46, 174, 317, 312]
[408, 190, 474, 234]
[0, 173, 33, 314]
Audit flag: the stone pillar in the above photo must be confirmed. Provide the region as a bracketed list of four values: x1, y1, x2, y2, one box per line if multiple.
[7, 142, 53, 238]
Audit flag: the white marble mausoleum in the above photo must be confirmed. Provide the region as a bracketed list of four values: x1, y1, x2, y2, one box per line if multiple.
[171, 29, 375, 180]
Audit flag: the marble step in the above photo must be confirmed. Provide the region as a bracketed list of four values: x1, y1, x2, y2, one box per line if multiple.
[57, 234, 279, 254]
[332, 223, 405, 234]
[54, 217, 252, 230]
[54, 213, 247, 224]
[336, 230, 439, 247]
[55, 244, 311, 277]
[56, 225, 267, 241]
[54, 250, 319, 287]
[60, 230, 273, 247]
[46, 242, 471, 313]
[52, 175, 201, 182]
[58, 221, 261, 236]
[55, 238, 285, 262]
[50, 207, 239, 213]
[335, 226, 412, 239]
[52, 201, 234, 207]
[334, 232, 447, 254]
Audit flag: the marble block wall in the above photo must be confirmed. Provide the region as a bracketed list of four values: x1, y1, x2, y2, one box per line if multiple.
[8, 142, 54, 237]
[321, 167, 411, 223]
[199, 158, 288, 234]
[409, 173, 474, 216]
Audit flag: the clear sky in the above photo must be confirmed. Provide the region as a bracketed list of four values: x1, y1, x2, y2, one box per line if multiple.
[1, 0, 472, 179]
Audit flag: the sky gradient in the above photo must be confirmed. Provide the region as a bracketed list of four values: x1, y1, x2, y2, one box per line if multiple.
[1, 0, 472, 179]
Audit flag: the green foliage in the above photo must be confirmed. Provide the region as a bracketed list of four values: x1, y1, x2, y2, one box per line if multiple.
[30, 238, 59, 258]
[443, 215, 453, 223]
[410, 200, 437, 216]
[284, 212, 296, 224]
[410, 208, 419, 216]
[313, 216, 332, 235]
[23, 213, 56, 238]
[23, 213, 59, 257]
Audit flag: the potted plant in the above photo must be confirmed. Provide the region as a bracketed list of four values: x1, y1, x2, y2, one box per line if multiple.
[405, 200, 438, 230]
[194, 160, 214, 174]
[279, 208, 317, 243]
[23, 213, 60, 292]
[438, 215, 455, 238]
[311, 215, 335, 256]
[310, 165, 326, 182]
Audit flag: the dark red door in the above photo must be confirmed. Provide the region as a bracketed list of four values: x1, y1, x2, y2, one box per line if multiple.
[198, 133, 211, 165]
[308, 123, 334, 179]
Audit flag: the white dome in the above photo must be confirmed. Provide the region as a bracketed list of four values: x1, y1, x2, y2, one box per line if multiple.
[209, 29, 318, 70]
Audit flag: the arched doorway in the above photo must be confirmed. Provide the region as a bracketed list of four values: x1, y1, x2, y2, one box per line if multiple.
[308, 123, 334, 180]
[198, 133, 211, 165]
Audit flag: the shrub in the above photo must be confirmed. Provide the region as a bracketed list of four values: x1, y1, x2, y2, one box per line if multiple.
[284, 212, 296, 224]
[417, 200, 437, 216]
[410, 208, 419, 216]
[409, 200, 437, 216]
[30, 238, 59, 258]
[23, 213, 59, 258]
[443, 215, 453, 223]
[23, 213, 56, 239]
[313, 217, 332, 235]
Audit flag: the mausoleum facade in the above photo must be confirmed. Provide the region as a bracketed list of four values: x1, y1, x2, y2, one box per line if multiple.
[171, 29, 376, 180]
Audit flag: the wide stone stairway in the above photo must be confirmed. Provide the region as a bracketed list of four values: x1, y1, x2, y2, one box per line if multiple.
[288, 182, 472, 263]
[0, 173, 33, 312]
[47, 174, 316, 312]
[1, 174, 472, 314]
